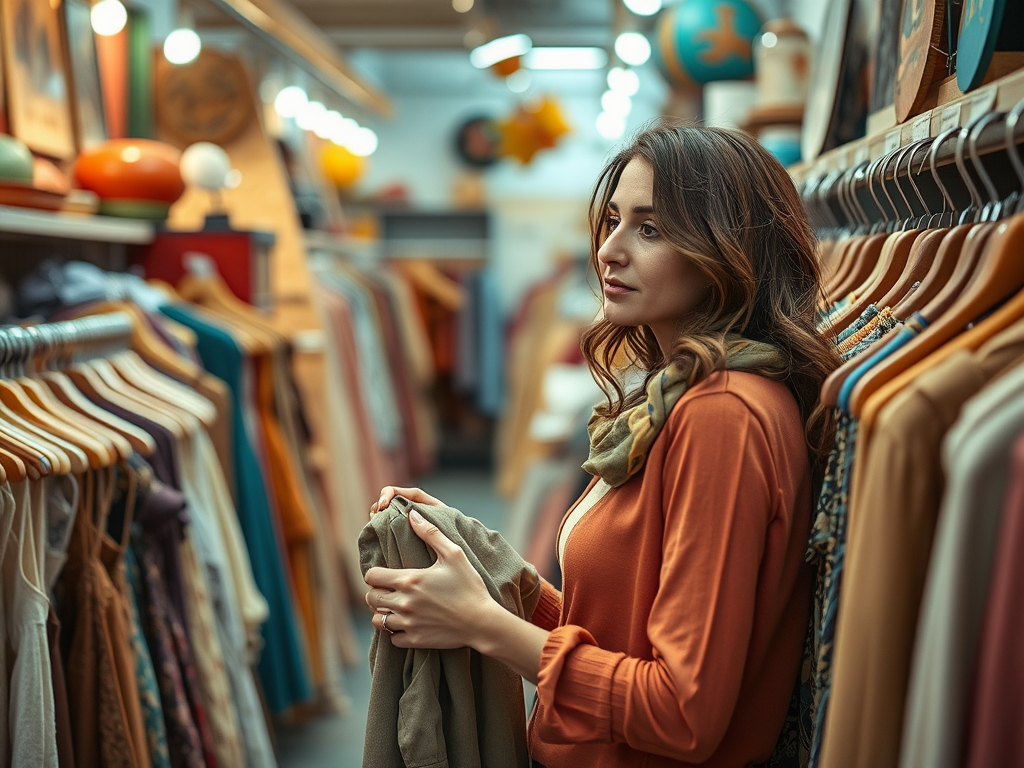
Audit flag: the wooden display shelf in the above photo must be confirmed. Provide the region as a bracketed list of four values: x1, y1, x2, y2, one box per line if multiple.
[790, 65, 1024, 185]
[0, 204, 155, 244]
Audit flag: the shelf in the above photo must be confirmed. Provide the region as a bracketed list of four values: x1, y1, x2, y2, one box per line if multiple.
[0, 204, 155, 244]
[790, 67, 1024, 184]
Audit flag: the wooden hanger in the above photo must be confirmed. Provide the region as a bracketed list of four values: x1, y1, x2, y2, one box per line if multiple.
[66, 362, 185, 440]
[67, 301, 203, 384]
[42, 372, 156, 456]
[89, 357, 197, 435]
[851, 214, 1024, 419]
[873, 228, 944, 309]
[891, 225, 974, 319]
[823, 238, 860, 302]
[109, 350, 217, 427]
[21, 378, 130, 462]
[828, 229, 922, 334]
[828, 234, 888, 305]
[394, 259, 466, 311]
[818, 224, 978, 408]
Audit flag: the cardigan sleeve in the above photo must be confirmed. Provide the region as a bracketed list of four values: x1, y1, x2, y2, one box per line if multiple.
[534, 391, 775, 762]
[530, 578, 563, 631]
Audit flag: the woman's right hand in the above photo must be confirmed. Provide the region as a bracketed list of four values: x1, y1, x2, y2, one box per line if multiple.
[370, 485, 444, 516]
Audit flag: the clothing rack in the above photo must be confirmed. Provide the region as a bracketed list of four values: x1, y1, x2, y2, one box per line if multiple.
[0, 312, 133, 375]
[802, 98, 1024, 237]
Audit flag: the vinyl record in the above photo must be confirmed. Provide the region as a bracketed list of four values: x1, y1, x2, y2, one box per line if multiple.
[802, 0, 869, 161]
[455, 116, 501, 168]
[894, 0, 946, 123]
[957, 0, 1024, 92]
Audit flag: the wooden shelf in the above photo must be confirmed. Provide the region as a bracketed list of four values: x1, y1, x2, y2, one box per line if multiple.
[0, 204, 155, 244]
[790, 66, 1024, 184]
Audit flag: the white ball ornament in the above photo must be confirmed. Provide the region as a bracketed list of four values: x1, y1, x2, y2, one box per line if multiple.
[180, 142, 232, 191]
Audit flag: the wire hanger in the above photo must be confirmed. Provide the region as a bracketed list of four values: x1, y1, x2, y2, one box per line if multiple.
[929, 127, 963, 227]
[966, 111, 1007, 222]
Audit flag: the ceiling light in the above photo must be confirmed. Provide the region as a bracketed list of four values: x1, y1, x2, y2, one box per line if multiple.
[313, 110, 334, 139]
[91, 0, 127, 36]
[596, 112, 626, 140]
[522, 47, 608, 70]
[506, 70, 532, 93]
[607, 67, 640, 95]
[163, 28, 202, 65]
[452, 0, 474, 12]
[614, 32, 651, 67]
[274, 86, 307, 118]
[623, 0, 663, 16]
[332, 117, 359, 146]
[297, 100, 326, 131]
[470, 34, 532, 69]
[348, 127, 379, 157]
[601, 90, 632, 115]
[761, 32, 778, 48]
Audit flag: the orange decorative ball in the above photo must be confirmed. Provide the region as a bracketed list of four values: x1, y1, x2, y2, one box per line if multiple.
[321, 144, 365, 189]
[490, 56, 520, 77]
[74, 139, 185, 218]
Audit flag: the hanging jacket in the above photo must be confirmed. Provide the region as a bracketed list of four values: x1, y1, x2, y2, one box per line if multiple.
[359, 496, 541, 768]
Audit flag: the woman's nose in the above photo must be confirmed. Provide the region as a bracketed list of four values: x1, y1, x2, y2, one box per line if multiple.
[597, 232, 627, 266]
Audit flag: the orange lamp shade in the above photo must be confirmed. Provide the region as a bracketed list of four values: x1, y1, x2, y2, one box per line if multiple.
[74, 139, 185, 203]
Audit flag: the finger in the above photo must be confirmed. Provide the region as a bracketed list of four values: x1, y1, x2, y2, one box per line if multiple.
[364, 566, 415, 589]
[380, 487, 440, 512]
[364, 587, 394, 612]
[371, 610, 404, 634]
[409, 508, 462, 561]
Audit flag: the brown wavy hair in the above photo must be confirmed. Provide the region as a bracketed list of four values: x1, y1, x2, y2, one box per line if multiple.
[581, 122, 840, 483]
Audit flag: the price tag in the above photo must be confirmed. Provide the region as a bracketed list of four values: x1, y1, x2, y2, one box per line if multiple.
[911, 114, 931, 141]
[884, 128, 902, 153]
[969, 87, 997, 121]
[939, 103, 962, 133]
[854, 144, 870, 165]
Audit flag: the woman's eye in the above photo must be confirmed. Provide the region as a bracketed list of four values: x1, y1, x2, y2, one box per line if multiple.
[640, 223, 659, 238]
[606, 216, 620, 231]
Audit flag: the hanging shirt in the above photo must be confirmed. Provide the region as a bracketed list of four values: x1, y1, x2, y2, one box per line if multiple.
[159, 303, 311, 713]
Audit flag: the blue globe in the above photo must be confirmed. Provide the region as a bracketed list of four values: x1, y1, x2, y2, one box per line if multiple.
[653, 0, 763, 88]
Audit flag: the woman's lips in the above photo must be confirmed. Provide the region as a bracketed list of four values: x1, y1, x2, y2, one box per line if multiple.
[603, 280, 635, 296]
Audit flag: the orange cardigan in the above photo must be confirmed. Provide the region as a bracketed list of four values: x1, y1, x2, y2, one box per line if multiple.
[528, 370, 813, 768]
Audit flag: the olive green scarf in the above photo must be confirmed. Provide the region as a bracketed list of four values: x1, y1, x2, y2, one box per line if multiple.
[582, 338, 788, 487]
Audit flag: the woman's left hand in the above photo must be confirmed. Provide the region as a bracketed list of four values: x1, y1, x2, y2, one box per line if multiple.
[364, 508, 498, 650]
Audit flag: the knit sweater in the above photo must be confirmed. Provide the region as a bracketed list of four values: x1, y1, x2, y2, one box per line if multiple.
[529, 370, 813, 768]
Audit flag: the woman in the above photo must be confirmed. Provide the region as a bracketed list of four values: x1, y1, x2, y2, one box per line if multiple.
[365, 124, 839, 767]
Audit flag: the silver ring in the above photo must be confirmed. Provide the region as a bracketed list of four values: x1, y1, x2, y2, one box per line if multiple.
[381, 612, 395, 634]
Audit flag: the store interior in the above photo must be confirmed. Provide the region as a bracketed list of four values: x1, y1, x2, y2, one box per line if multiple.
[0, 0, 1023, 765]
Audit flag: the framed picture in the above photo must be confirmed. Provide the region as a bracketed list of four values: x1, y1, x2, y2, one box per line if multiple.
[63, 0, 106, 150]
[0, 0, 75, 159]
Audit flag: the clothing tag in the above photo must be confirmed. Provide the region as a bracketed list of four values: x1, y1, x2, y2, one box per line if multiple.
[884, 128, 902, 153]
[969, 87, 997, 121]
[911, 114, 931, 141]
[939, 103, 962, 133]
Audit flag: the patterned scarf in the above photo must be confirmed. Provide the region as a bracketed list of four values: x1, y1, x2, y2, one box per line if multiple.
[582, 337, 788, 487]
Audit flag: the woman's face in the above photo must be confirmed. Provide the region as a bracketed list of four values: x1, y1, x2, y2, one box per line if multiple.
[597, 157, 711, 356]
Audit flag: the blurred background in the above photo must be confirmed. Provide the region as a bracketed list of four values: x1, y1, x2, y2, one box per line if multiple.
[0, 0, 1021, 764]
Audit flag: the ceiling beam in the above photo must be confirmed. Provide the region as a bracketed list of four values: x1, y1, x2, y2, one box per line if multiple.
[207, 0, 393, 116]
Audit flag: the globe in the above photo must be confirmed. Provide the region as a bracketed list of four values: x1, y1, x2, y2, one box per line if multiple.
[653, 0, 763, 88]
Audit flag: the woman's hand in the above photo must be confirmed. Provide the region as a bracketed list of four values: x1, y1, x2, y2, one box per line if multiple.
[364, 508, 499, 650]
[370, 485, 443, 516]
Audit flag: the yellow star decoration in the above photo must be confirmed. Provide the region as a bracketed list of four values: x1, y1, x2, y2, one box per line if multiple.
[497, 96, 572, 164]
[498, 107, 543, 164]
[696, 5, 751, 66]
